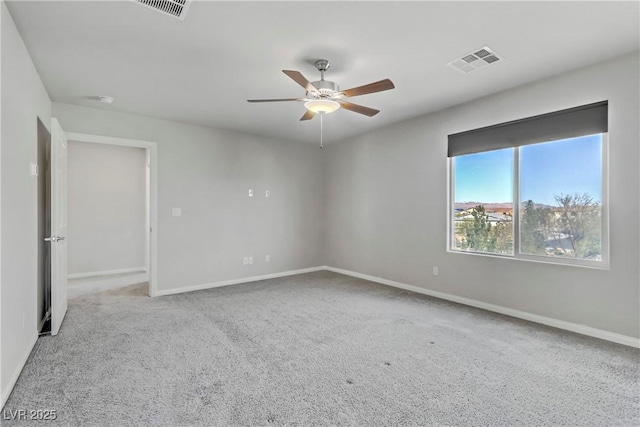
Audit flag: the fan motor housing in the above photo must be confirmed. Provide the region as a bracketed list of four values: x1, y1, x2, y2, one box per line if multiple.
[309, 80, 340, 98]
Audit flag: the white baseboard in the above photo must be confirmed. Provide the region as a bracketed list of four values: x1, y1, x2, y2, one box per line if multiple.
[155, 266, 326, 297]
[1, 333, 37, 409]
[68, 267, 146, 280]
[326, 266, 640, 349]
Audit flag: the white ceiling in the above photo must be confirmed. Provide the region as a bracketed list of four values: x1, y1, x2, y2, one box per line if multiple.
[6, 1, 640, 144]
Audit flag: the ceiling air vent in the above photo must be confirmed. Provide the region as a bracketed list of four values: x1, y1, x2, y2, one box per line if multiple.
[134, 0, 191, 20]
[448, 46, 503, 74]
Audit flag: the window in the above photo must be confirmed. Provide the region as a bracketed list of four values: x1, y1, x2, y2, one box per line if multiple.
[448, 102, 608, 267]
[452, 149, 514, 255]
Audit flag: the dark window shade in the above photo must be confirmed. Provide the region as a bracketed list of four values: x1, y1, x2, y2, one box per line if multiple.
[447, 101, 608, 157]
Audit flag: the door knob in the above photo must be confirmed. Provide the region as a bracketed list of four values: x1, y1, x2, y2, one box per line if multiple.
[44, 236, 65, 242]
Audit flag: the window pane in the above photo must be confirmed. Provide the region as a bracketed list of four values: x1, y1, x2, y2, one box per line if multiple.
[519, 134, 602, 260]
[452, 149, 514, 255]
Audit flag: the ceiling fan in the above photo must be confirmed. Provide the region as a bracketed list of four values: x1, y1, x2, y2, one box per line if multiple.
[247, 59, 395, 121]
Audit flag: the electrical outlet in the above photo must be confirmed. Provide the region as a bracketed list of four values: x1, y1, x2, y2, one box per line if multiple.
[265, 254, 270, 262]
[248, 257, 253, 265]
[265, 190, 270, 198]
[432, 266, 439, 276]
[248, 189, 253, 197]
[243, 257, 248, 265]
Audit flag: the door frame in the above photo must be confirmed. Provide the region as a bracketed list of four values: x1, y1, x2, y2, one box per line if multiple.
[65, 132, 159, 297]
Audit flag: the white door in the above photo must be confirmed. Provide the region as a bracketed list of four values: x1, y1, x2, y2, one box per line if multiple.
[49, 118, 68, 335]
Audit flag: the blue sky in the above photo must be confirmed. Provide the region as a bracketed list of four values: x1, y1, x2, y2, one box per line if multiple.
[454, 134, 602, 205]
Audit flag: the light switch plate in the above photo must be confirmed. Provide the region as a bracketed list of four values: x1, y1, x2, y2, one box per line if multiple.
[172, 208, 182, 217]
[248, 189, 254, 197]
[30, 162, 39, 177]
[265, 190, 270, 198]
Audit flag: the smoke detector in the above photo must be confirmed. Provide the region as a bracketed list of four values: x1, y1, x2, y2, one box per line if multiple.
[448, 46, 503, 74]
[133, 0, 191, 20]
[98, 96, 114, 104]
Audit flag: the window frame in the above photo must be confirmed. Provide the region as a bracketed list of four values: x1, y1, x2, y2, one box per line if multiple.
[448, 133, 609, 269]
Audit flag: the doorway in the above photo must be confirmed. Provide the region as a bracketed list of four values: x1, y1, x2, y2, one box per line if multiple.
[63, 132, 158, 297]
[36, 118, 51, 334]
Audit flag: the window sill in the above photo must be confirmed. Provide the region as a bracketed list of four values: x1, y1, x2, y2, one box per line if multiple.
[447, 248, 610, 270]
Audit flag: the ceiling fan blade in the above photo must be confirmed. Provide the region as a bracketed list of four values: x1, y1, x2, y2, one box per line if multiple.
[338, 100, 380, 117]
[340, 79, 395, 98]
[300, 110, 315, 121]
[283, 70, 318, 93]
[247, 98, 302, 103]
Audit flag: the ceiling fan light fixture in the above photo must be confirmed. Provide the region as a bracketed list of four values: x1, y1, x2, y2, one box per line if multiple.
[248, 60, 394, 120]
[304, 99, 340, 115]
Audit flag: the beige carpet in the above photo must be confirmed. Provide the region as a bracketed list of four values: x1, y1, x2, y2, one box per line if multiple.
[4, 271, 639, 426]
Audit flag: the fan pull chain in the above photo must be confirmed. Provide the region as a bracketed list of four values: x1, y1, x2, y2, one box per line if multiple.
[320, 114, 324, 149]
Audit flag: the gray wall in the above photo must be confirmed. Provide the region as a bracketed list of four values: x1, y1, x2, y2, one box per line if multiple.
[1, 3, 52, 404]
[67, 141, 146, 275]
[324, 52, 640, 339]
[52, 102, 326, 293]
